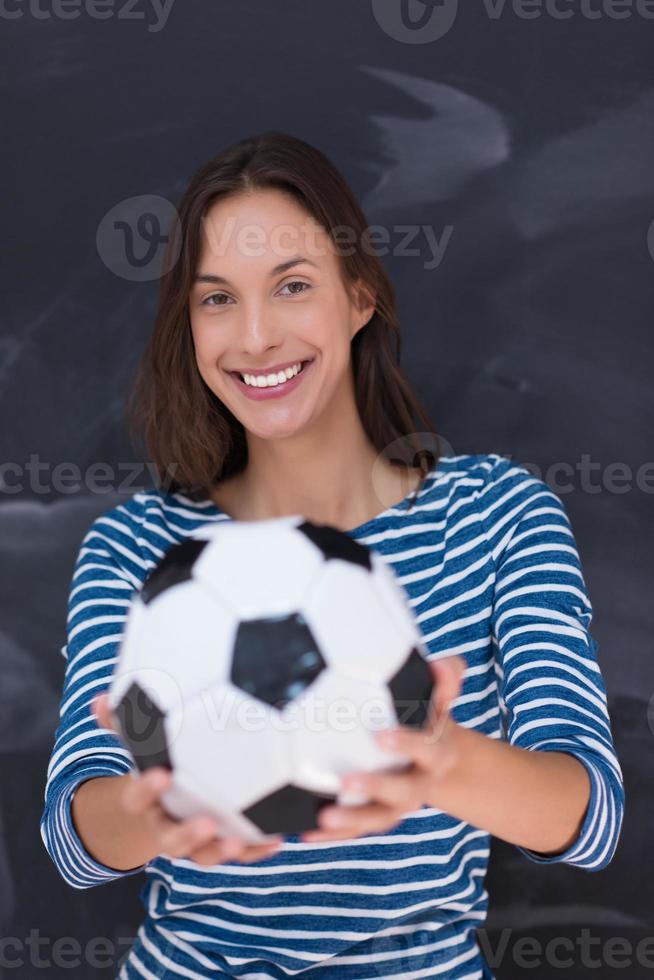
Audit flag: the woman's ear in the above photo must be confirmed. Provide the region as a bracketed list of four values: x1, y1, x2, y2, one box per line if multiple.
[349, 279, 377, 339]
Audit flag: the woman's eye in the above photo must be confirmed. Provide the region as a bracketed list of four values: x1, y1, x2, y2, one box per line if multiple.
[202, 292, 231, 307]
[280, 280, 311, 296]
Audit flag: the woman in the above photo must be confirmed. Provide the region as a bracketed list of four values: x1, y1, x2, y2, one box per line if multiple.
[40, 131, 624, 979]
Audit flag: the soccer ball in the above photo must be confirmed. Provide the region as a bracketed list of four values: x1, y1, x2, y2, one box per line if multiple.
[108, 516, 434, 843]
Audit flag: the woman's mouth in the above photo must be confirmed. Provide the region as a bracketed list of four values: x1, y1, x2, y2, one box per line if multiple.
[228, 359, 315, 401]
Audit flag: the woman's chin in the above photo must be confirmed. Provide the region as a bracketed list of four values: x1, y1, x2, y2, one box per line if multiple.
[242, 414, 309, 442]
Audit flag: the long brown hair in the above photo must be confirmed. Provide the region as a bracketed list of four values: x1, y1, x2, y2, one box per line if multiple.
[125, 130, 441, 507]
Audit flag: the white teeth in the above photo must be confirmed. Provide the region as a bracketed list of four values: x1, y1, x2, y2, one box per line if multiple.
[241, 361, 305, 388]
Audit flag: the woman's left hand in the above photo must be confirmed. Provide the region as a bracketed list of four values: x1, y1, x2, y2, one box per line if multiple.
[301, 654, 467, 843]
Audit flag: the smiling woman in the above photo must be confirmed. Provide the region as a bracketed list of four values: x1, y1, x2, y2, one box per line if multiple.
[40, 131, 624, 980]
[124, 131, 439, 529]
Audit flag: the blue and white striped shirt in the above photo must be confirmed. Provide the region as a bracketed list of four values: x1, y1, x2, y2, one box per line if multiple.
[40, 452, 625, 979]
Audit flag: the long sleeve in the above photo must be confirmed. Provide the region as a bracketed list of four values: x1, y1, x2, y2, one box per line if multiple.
[40, 503, 151, 889]
[477, 454, 625, 871]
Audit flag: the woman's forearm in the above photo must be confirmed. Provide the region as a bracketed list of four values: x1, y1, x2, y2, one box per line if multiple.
[71, 774, 160, 871]
[71, 732, 591, 866]
[429, 721, 591, 856]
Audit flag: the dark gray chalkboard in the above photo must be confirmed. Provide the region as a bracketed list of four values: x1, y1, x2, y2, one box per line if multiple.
[2, 2, 653, 977]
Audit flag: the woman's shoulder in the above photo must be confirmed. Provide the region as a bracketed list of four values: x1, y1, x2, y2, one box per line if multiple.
[428, 451, 557, 535]
[436, 450, 546, 493]
[74, 485, 223, 580]
[86, 484, 220, 531]
[431, 450, 526, 491]
[450, 452, 571, 568]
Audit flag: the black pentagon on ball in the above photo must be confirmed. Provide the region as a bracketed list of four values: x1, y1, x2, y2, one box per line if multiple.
[243, 783, 336, 835]
[388, 647, 434, 729]
[231, 613, 326, 708]
[113, 681, 172, 772]
[297, 520, 371, 570]
[140, 538, 208, 605]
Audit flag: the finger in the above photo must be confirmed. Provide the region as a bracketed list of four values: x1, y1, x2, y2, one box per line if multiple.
[340, 767, 428, 811]
[190, 836, 247, 865]
[429, 655, 466, 717]
[146, 801, 180, 837]
[302, 803, 407, 842]
[159, 815, 221, 859]
[435, 653, 467, 679]
[235, 840, 284, 863]
[302, 805, 404, 843]
[122, 767, 172, 815]
[187, 832, 283, 865]
[91, 693, 113, 730]
[375, 724, 445, 769]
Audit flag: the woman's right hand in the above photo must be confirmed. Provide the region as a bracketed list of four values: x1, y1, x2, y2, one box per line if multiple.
[91, 693, 284, 866]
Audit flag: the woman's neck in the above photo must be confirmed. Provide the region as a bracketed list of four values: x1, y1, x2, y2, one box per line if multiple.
[209, 367, 425, 531]
[211, 445, 423, 530]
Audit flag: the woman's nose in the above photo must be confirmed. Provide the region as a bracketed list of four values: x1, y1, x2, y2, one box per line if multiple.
[238, 307, 284, 357]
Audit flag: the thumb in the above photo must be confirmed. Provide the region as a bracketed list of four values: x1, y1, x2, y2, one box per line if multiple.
[91, 693, 114, 732]
[427, 655, 466, 725]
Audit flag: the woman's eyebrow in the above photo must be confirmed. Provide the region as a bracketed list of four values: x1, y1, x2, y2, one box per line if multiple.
[193, 256, 319, 286]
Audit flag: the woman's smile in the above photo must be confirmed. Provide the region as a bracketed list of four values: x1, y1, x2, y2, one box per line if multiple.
[228, 357, 316, 401]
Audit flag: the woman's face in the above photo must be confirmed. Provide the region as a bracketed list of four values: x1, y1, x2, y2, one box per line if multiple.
[188, 188, 374, 441]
